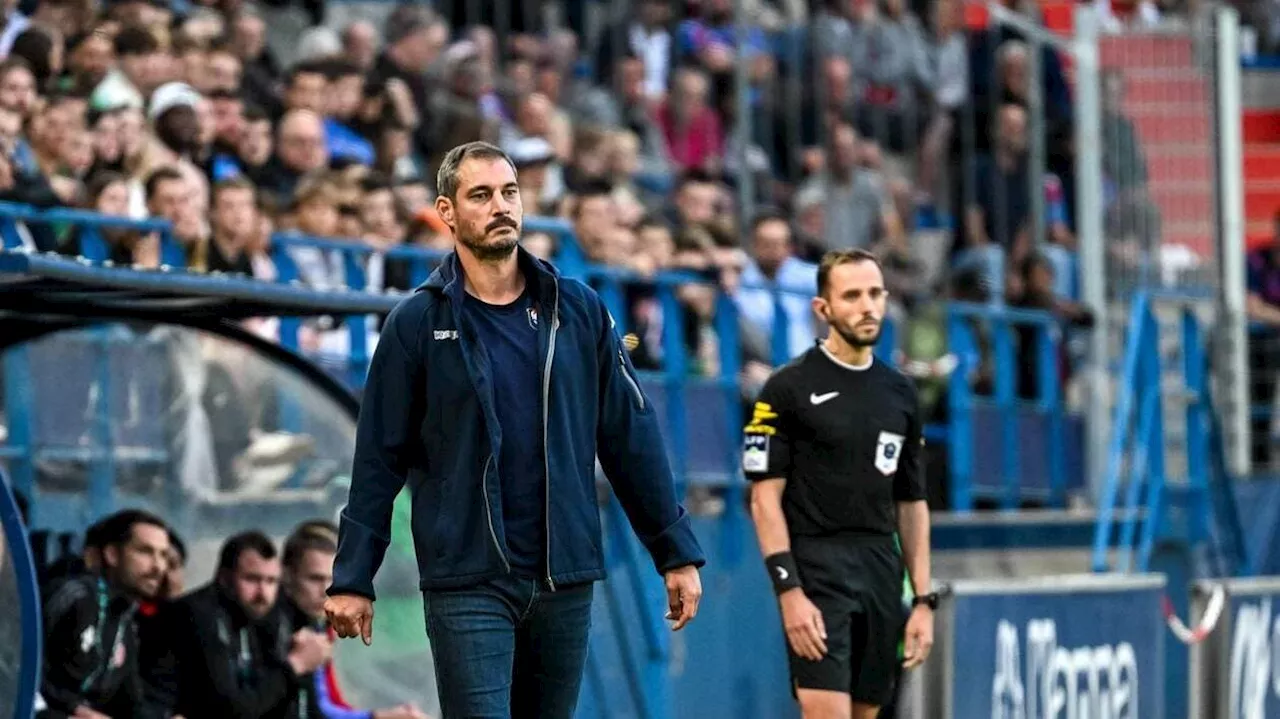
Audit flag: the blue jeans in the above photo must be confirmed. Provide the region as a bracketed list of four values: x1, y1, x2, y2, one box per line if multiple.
[424, 576, 595, 719]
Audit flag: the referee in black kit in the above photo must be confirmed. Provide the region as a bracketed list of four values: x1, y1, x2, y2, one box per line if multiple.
[744, 248, 936, 719]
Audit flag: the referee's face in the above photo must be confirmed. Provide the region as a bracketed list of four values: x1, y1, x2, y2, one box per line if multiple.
[814, 260, 887, 348]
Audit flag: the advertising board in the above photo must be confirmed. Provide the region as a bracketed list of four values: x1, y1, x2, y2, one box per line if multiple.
[945, 574, 1166, 719]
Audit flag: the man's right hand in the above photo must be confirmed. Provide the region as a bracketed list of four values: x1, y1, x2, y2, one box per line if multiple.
[779, 589, 827, 661]
[325, 594, 375, 646]
[288, 628, 333, 675]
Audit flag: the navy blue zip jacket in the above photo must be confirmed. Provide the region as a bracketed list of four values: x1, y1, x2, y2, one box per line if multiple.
[329, 247, 705, 596]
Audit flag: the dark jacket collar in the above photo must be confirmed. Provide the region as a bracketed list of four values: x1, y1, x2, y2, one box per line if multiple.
[420, 245, 559, 306]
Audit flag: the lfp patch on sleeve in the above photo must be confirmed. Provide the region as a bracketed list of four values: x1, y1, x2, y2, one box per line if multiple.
[743, 433, 770, 473]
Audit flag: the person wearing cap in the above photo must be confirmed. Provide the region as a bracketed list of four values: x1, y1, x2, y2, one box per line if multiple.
[508, 136, 560, 214]
[325, 141, 705, 719]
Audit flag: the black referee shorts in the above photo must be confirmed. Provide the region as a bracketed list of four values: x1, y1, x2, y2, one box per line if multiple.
[788, 534, 906, 707]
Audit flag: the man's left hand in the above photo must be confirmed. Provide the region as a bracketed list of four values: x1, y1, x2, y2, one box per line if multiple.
[902, 605, 934, 669]
[663, 565, 703, 631]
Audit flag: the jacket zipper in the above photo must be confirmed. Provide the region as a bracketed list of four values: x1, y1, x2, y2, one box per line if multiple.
[480, 454, 510, 571]
[542, 278, 560, 591]
[619, 349, 645, 410]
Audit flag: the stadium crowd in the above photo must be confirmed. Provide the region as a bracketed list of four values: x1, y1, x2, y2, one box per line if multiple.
[0, 0, 1134, 427]
[33, 505, 430, 719]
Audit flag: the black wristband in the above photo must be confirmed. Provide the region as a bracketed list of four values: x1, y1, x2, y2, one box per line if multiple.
[764, 552, 802, 595]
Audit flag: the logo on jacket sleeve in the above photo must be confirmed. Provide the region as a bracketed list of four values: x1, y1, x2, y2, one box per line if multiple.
[434, 330, 459, 340]
[875, 431, 905, 475]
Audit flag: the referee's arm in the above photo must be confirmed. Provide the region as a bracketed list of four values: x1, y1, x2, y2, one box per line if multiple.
[743, 383, 828, 661]
[894, 383, 933, 669]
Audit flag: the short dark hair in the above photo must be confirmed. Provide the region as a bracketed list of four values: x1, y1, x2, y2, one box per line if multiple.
[750, 207, 790, 235]
[144, 166, 185, 200]
[243, 105, 270, 124]
[93, 509, 168, 550]
[360, 170, 393, 195]
[213, 176, 256, 202]
[115, 25, 160, 57]
[816, 248, 882, 298]
[435, 141, 516, 201]
[675, 169, 715, 192]
[282, 532, 336, 571]
[288, 60, 328, 86]
[217, 531, 277, 573]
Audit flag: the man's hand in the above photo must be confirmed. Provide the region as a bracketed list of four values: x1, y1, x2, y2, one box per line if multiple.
[326, 594, 375, 645]
[373, 703, 430, 719]
[71, 707, 111, 719]
[288, 627, 333, 675]
[902, 605, 934, 669]
[663, 565, 702, 631]
[779, 589, 827, 661]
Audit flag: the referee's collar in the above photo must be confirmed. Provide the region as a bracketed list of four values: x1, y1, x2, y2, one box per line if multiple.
[817, 341, 874, 372]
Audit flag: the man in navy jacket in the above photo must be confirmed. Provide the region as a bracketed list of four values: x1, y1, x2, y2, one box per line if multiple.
[325, 141, 705, 719]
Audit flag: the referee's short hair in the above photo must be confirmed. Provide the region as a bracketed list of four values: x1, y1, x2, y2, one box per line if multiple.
[817, 248, 883, 298]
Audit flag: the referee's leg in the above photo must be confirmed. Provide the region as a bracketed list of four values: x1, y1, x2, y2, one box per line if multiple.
[424, 578, 522, 719]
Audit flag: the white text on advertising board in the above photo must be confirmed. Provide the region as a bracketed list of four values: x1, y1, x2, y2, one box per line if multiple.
[991, 618, 1139, 718]
[1229, 597, 1280, 719]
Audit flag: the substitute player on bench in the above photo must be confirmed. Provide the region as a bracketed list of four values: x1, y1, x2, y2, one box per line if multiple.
[744, 248, 937, 719]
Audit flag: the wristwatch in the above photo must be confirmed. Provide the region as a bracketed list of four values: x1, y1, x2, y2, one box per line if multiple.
[911, 592, 940, 610]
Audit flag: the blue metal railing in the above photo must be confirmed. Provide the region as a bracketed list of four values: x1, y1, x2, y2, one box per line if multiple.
[1, 205, 1081, 513]
[946, 301, 1071, 510]
[1090, 292, 1252, 576]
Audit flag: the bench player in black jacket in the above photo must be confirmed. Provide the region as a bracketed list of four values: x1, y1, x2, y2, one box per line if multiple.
[744, 249, 936, 719]
[39, 509, 171, 719]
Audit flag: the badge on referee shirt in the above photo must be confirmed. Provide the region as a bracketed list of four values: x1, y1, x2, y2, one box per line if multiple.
[743, 433, 769, 473]
[875, 431, 905, 476]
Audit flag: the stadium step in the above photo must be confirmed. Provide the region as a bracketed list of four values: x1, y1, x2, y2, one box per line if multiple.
[1100, 35, 1195, 67]
[1244, 109, 1280, 144]
[932, 508, 1143, 552]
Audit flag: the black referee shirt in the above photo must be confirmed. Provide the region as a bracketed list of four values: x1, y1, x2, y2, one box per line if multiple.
[742, 345, 927, 537]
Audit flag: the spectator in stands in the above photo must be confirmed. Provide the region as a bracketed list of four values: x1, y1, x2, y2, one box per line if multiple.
[259, 109, 328, 204]
[918, 0, 968, 204]
[1010, 252, 1093, 399]
[0, 57, 37, 120]
[279, 526, 427, 719]
[321, 60, 377, 167]
[230, 11, 282, 118]
[340, 22, 378, 72]
[212, 105, 273, 185]
[1246, 218, 1280, 467]
[162, 531, 186, 600]
[368, 6, 446, 160]
[40, 509, 171, 719]
[798, 121, 887, 254]
[657, 66, 723, 173]
[148, 530, 331, 719]
[60, 170, 157, 265]
[593, 0, 673, 101]
[960, 104, 1073, 287]
[208, 177, 259, 275]
[855, 0, 931, 155]
[734, 209, 820, 360]
[90, 25, 161, 113]
[875, 184, 929, 316]
[283, 61, 328, 119]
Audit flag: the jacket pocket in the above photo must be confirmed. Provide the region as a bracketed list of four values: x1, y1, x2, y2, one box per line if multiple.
[618, 349, 645, 411]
